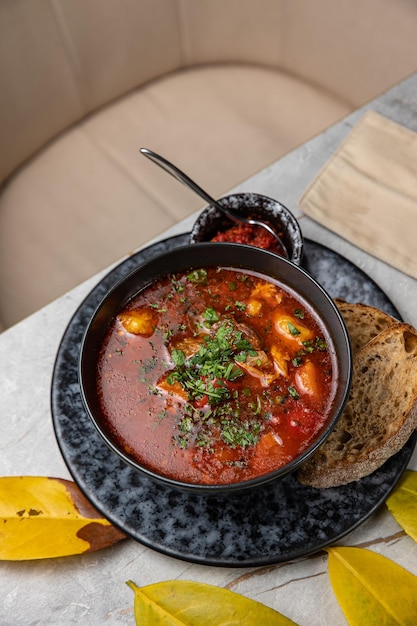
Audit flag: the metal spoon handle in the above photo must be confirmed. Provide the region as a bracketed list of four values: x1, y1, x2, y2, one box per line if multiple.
[140, 148, 218, 209]
[140, 148, 288, 254]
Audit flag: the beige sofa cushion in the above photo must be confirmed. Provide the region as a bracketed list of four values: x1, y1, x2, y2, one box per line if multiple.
[0, 0, 183, 184]
[0, 64, 350, 328]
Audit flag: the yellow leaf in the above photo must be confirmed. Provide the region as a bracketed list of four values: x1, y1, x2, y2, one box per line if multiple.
[386, 470, 417, 542]
[326, 546, 417, 625]
[0, 476, 125, 560]
[127, 580, 298, 625]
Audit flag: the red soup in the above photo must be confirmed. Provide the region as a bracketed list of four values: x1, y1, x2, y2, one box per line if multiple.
[96, 266, 337, 485]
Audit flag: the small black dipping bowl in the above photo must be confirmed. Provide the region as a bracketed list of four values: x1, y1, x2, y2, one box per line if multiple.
[79, 243, 351, 494]
[189, 192, 304, 264]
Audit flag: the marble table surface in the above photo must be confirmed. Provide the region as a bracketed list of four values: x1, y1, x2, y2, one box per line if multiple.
[1, 72, 417, 625]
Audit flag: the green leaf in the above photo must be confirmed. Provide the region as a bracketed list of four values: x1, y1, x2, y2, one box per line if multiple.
[326, 546, 417, 625]
[386, 470, 417, 542]
[127, 580, 298, 625]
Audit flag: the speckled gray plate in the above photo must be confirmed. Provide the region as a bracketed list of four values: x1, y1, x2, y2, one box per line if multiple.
[51, 234, 416, 566]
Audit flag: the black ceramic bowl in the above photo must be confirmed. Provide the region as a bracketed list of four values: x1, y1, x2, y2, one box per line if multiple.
[189, 192, 304, 264]
[79, 243, 352, 494]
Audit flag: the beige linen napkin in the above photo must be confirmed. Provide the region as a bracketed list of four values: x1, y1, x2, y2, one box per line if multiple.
[299, 111, 417, 279]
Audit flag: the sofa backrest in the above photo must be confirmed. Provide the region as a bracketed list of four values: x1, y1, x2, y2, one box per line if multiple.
[1, 0, 416, 185]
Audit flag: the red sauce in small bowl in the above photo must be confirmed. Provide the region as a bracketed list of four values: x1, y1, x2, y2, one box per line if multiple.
[211, 223, 287, 256]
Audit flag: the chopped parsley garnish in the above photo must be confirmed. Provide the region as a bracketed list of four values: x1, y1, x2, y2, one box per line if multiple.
[149, 303, 167, 312]
[170, 275, 185, 293]
[202, 307, 219, 325]
[148, 385, 162, 396]
[163, 328, 174, 340]
[187, 268, 208, 284]
[165, 315, 269, 451]
[287, 321, 301, 336]
[168, 321, 249, 403]
[171, 348, 186, 367]
[296, 336, 328, 356]
[220, 418, 261, 448]
[140, 356, 158, 373]
[288, 385, 299, 399]
[314, 337, 328, 351]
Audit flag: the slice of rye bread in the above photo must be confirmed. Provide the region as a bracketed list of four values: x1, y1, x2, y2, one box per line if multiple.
[297, 322, 417, 489]
[335, 299, 399, 355]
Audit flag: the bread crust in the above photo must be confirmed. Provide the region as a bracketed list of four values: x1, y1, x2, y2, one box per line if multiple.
[297, 320, 417, 489]
[335, 299, 398, 355]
